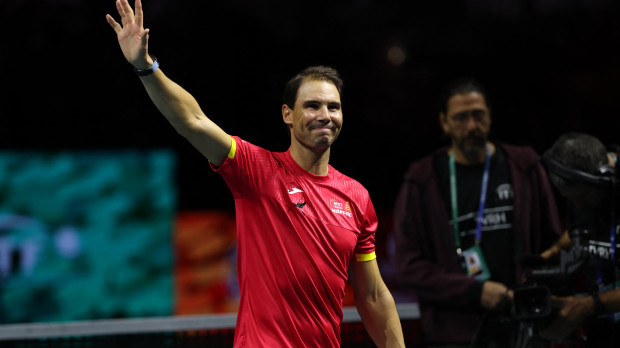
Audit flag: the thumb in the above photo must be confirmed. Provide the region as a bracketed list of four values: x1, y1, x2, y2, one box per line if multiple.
[141, 28, 150, 46]
[549, 295, 564, 306]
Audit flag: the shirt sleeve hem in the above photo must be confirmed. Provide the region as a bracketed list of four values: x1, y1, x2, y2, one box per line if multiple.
[355, 251, 377, 262]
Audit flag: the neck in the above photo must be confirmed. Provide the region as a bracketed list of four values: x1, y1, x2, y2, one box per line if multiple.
[289, 142, 331, 175]
[450, 142, 494, 165]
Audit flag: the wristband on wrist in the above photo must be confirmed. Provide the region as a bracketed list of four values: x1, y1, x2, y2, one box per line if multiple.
[592, 292, 605, 316]
[134, 57, 159, 76]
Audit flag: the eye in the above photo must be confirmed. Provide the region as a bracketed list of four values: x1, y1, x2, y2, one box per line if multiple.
[451, 113, 467, 123]
[304, 101, 319, 109]
[472, 110, 486, 122]
[328, 103, 341, 111]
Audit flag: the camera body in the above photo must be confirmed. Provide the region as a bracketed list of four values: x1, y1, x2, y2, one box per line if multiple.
[512, 227, 592, 324]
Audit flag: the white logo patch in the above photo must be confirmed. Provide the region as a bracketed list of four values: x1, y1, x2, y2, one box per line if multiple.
[330, 199, 352, 217]
[496, 184, 513, 200]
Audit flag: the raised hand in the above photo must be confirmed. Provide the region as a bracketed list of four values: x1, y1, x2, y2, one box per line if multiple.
[105, 0, 152, 69]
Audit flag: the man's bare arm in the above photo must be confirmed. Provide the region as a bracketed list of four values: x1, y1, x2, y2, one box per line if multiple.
[350, 259, 406, 348]
[106, 0, 230, 166]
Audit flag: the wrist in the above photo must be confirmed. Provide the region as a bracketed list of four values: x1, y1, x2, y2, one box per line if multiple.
[131, 54, 154, 69]
[591, 293, 605, 316]
[134, 57, 159, 77]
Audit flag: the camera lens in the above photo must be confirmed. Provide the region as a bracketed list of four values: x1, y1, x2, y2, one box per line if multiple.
[513, 286, 552, 319]
[528, 297, 545, 314]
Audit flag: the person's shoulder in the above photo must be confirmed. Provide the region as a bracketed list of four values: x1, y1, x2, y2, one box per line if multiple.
[498, 142, 538, 158]
[497, 142, 541, 169]
[327, 166, 373, 198]
[330, 166, 364, 187]
[234, 136, 266, 151]
[234, 136, 281, 158]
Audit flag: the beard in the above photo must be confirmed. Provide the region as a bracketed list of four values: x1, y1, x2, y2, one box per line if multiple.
[308, 123, 340, 147]
[454, 131, 487, 163]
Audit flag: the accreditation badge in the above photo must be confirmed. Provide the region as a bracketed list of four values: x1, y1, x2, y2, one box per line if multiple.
[460, 245, 491, 281]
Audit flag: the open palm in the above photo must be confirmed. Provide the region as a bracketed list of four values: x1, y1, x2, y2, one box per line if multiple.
[106, 0, 151, 68]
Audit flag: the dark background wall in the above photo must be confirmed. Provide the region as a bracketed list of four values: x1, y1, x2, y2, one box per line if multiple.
[2, 0, 619, 215]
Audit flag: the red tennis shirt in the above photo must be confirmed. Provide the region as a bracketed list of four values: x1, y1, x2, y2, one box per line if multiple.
[213, 136, 377, 347]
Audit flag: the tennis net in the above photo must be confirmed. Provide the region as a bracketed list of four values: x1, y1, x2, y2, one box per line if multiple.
[0, 303, 422, 347]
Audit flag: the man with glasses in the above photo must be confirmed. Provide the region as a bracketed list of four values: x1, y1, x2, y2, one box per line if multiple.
[393, 78, 563, 347]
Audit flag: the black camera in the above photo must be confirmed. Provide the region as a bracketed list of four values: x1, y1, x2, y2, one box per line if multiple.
[512, 285, 552, 321]
[512, 227, 591, 322]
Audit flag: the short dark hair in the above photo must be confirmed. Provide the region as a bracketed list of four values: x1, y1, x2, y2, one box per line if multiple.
[438, 78, 491, 115]
[282, 66, 344, 109]
[544, 132, 609, 189]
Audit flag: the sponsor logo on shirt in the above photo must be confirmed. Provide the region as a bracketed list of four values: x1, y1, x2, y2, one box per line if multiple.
[496, 183, 513, 200]
[330, 199, 352, 217]
[287, 188, 303, 195]
[587, 240, 616, 261]
[286, 185, 306, 211]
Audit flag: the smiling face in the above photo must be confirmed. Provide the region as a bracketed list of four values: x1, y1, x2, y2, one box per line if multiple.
[282, 79, 343, 151]
[440, 91, 492, 163]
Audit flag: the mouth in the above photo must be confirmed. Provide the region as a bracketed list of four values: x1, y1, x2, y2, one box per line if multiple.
[464, 133, 485, 145]
[313, 127, 333, 133]
[465, 137, 483, 145]
[310, 124, 336, 133]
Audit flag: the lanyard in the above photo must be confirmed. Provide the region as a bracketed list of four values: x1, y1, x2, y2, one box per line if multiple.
[610, 188, 617, 272]
[449, 144, 492, 255]
[608, 153, 618, 275]
[594, 206, 617, 286]
[602, 182, 618, 284]
[596, 175, 618, 286]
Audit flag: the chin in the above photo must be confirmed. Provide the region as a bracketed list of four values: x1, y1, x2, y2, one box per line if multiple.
[465, 146, 485, 155]
[313, 141, 332, 149]
[314, 134, 337, 145]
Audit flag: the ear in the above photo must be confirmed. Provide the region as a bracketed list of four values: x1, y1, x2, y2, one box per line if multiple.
[282, 104, 293, 126]
[439, 112, 449, 133]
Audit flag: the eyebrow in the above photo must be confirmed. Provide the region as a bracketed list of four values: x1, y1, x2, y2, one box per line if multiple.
[451, 109, 487, 116]
[302, 100, 341, 108]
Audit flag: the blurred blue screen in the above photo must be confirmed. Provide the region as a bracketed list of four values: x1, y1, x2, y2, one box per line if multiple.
[0, 150, 176, 324]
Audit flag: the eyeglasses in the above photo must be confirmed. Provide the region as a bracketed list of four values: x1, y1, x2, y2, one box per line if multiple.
[450, 110, 488, 124]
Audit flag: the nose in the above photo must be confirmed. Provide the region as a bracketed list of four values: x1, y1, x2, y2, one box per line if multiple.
[316, 105, 330, 122]
[464, 114, 478, 131]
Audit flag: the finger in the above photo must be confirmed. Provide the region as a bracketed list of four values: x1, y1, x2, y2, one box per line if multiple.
[115, 0, 124, 21]
[115, 0, 130, 27]
[114, 0, 122, 16]
[120, 0, 135, 23]
[134, 0, 144, 27]
[105, 14, 122, 33]
[549, 295, 564, 306]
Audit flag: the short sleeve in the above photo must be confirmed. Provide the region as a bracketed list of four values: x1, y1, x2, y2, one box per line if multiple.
[354, 194, 377, 261]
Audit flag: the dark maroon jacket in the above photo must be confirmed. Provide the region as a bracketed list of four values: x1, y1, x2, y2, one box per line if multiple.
[393, 142, 563, 344]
